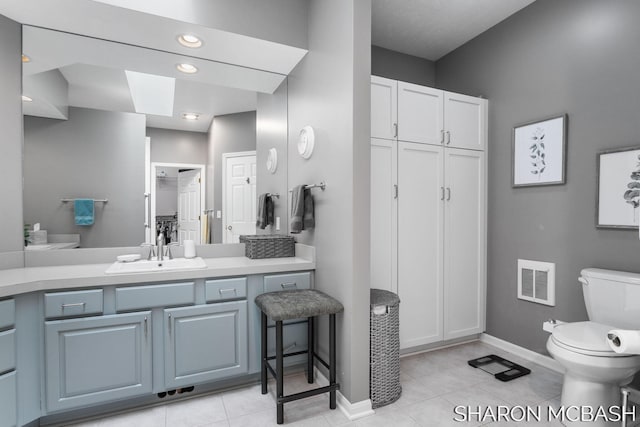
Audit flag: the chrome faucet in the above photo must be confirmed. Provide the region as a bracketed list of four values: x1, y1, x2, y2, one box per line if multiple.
[157, 232, 165, 261]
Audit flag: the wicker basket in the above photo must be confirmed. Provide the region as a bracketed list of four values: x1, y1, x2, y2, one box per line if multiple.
[370, 289, 402, 408]
[239, 235, 295, 259]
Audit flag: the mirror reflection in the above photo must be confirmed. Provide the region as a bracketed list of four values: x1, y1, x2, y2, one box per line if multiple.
[22, 26, 288, 249]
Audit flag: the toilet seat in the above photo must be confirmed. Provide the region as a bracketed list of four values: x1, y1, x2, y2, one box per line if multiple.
[551, 321, 628, 357]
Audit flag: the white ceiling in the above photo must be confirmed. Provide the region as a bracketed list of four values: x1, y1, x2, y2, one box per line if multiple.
[372, 0, 537, 61]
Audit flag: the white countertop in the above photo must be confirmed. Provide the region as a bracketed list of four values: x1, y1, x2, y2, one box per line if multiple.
[0, 255, 315, 299]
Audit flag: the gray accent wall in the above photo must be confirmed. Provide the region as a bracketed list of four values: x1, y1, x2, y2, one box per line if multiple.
[209, 111, 256, 243]
[0, 15, 24, 257]
[372, 45, 436, 87]
[256, 80, 289, 235]
[23, 107, 146, 248]
[435, 0, 640, 354]
[147, 127, 208, 165]
[287, 0, 371, 403]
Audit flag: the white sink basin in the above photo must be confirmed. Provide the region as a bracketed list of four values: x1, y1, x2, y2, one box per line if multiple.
[105, 257, 207, 274]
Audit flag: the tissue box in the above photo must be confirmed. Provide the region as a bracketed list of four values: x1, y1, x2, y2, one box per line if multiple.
[239, 235, 295, 259]
[29, 230, 47, 245]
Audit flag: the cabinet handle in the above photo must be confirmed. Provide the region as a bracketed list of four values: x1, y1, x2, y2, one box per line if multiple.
[284, 342, 298, 353]
[144, 316, 148, 339]
[393, 123, 398, 138]
[441, 130, 445, 144]
[440, 187, 445, 201]
[446, 187, 451, 201]
[281, 282, 297, 289]
[168, 314, 172, 335]
[61, 302, 86, 311]
[393, 184, 398, 199]
[219, 288, 237, 295]
[446, 131, 451, 145]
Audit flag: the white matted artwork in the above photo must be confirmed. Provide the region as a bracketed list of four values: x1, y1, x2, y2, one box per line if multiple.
[597, 146, 640, 229]
[513, 115, 567, 187]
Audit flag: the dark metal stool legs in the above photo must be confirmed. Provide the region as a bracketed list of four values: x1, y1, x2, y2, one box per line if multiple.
[276, 320, 284, 424]
[307, 316, 314, 384]
[261, 312, 267, 395]
[329, 313, 336, 409]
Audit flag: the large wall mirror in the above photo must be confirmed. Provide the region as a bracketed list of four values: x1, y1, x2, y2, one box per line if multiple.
[22, 25, 289, 250]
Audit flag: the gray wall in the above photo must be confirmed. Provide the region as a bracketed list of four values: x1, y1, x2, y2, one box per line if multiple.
[436, 0, 640, 354]
[256, 80, 289, 234]
[209, 111, 256, 243]
[147, 127, 208, 165]
[0, 15, 24, 258]
[23, 107, 146, 248]
[372, 45, 436, 87]
[287, 0, 371, 403]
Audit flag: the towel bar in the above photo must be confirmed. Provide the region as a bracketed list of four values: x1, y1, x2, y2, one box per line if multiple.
[288, 182, 326, 192]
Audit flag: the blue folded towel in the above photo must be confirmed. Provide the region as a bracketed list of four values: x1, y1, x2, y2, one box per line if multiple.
[74, 199, 94, 226]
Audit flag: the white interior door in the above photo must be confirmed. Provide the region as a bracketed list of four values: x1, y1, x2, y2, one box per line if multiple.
[370, 138, 397, 293]
[398, 82, 443, 145]
[443, 148, 486, 339]
[398, 141, 444, 349]
[224, 153, 257, 243]
[177, 169, 201, 244]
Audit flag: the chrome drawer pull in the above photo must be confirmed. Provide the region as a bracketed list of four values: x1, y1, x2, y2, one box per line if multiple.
[218, 288, 238, 295]
[281, 283, 297, 289]
[61, 302, 86, 310]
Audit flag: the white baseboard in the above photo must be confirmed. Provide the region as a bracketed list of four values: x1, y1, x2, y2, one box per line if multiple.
[315, 368, 375, 420]
[480, 333, 564, 374]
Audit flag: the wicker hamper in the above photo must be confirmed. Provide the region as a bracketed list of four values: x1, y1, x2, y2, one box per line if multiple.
[239, 234, 295, 259]
[370, 289, 402, 408]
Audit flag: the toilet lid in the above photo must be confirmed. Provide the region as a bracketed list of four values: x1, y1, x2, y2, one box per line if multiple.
[552, 321, 620, 356]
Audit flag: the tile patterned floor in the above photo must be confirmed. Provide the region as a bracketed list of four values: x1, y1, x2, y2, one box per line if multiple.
[69, 341, 565, 427]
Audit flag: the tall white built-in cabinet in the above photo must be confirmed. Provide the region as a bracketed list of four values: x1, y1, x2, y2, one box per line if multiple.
[370, 76, 487, 350]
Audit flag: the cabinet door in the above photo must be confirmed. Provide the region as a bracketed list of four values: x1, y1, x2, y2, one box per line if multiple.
[397, 142, 444, 348]
[164, 301, 248, 389]
[444, 92, 487, 151]
[45, 312, 152, 412]
[371, 76, 397, 140]
[0, 371, 16, 427]
[370, 138, 397, 293]
[444, 148, 486, 339]
[398, 82, 443, 145]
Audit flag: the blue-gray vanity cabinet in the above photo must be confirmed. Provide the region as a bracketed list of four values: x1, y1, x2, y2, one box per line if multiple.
[44, 311, 153, 412]
[0, 298, 16, 427]
[164, 301, 248, 389]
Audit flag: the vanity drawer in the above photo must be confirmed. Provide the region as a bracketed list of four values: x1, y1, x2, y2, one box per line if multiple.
[45, 289, 103, 319]
[264, 272, 311, 293]
[205, 278, 247, 302]
[115, 282, 195, 311]
[0, 299, 15, 330]
[0, 329, 16, 374]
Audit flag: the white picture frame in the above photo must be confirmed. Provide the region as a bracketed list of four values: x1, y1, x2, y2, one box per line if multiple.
[597, 146, 640, 229]
[512, 114, 567, 187]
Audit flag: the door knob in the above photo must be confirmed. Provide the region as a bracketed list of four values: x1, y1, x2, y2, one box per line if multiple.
[246, 177, 250, 184]
[227, 225, 233, 231]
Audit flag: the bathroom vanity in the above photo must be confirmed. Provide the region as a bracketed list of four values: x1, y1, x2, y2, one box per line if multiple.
[0, 245, 315, 427]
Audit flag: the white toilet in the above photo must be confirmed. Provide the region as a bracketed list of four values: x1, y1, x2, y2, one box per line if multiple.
[547, 268, 640, 420]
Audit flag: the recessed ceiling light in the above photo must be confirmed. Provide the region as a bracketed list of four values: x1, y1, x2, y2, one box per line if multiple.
[22, 54, 30, 63]
[177, 34, 202, 48]
[182, 113, 199, 121]
[176, 63, 198, 74]
[22, 95, 33, 102]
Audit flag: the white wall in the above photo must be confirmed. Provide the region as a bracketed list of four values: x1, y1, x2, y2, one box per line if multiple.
[287, 0, 371, 404]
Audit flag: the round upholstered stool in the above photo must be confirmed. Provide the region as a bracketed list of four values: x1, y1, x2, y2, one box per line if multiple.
[254, 289, 344, 424]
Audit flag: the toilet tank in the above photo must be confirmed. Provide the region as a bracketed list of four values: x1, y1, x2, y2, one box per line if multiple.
[581, 268, 640, 329]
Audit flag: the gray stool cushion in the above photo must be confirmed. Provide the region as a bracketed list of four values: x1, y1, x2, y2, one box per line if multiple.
[255, 289, 344, 321]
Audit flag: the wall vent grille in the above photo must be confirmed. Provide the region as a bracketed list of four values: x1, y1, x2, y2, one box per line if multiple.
[517, 259, 555, 306]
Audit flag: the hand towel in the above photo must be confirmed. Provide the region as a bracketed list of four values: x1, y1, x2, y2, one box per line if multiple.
[303, 188, 315, 229]
[74, 199, 94, 226]
[290, 186, 305, 233]
[256, 194, 275, 230]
